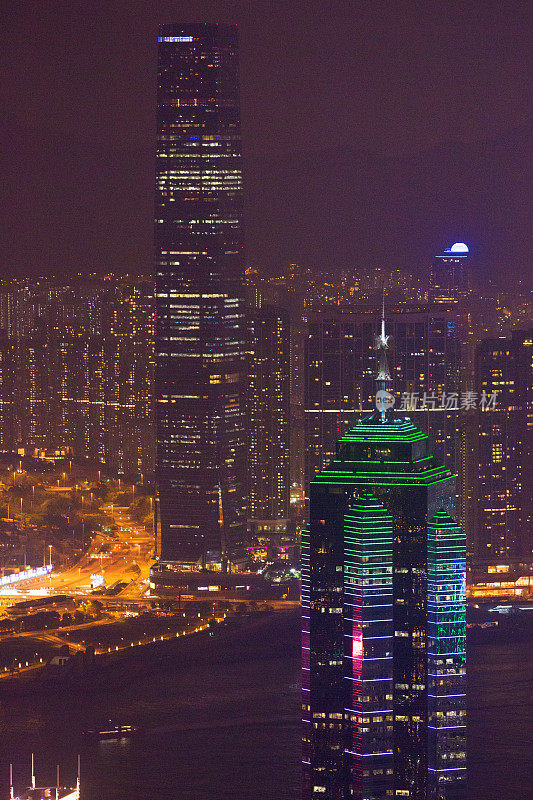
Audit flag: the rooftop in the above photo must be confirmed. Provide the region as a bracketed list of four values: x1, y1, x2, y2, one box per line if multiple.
[339, 416, 428, 444]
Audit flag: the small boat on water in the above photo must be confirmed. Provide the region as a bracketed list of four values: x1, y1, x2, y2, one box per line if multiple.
[83, 722, 141, 741]
[9, 756, 79, 800]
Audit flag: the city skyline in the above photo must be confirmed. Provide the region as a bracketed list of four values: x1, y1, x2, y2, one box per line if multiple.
[0, 7, 530, 800]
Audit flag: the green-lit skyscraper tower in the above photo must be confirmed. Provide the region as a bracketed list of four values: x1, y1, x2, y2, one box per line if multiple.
[302, 308, 466, 800]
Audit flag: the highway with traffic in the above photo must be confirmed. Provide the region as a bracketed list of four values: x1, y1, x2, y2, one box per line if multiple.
[0, 505, 155, 611]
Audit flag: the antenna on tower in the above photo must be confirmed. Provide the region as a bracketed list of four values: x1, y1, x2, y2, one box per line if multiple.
[373, 288, 394, 422]
[381, 286, 386, 345]
[31, 753, 35, 789]
[9, 764, 14, 800]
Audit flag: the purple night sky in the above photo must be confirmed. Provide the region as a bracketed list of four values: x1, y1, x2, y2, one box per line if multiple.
[1, 0, 531, 280]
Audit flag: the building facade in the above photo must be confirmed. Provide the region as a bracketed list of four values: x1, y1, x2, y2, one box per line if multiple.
[0, 278, 154, 478]
[155, 24, 247, 565]
[430, 244, 470, 302]
[473, 329, 533, 570]
[302, 416, 466, 800]
[302, 329, 466, 799]
[248, 304, 290, 536]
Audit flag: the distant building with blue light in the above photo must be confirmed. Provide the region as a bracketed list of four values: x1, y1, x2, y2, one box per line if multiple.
[431, 243, 470, 300]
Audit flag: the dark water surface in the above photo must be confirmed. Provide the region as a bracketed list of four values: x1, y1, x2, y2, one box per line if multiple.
[0, 611, 531, 799]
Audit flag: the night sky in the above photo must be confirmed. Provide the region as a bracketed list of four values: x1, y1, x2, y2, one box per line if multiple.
[1, 0, 531, 281]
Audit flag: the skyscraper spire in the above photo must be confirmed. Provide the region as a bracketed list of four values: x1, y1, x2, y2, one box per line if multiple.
[373, 290, 394, 421]
[380, 288, 387, 347]
[375, 289, 391, 384]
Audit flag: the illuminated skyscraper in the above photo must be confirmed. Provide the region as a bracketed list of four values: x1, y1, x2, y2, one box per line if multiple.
[0, 278, 155, 478]
[248, 304, 290, 537]
[304, 308, 462, 496]
[430, 243, 470, 302]
[0, 329, 15, 452]
[473, 329, 533, 570]
[302, 318, 466, 800]
[154, 24, 247, 565]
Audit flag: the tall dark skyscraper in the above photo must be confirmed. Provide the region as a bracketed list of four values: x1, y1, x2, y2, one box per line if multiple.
[302, 320, 466, 800]
[154, 24, 247, 566]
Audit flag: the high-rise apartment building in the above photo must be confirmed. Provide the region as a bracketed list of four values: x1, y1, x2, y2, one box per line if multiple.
[473, 329, 533, 570]
[0, 329, 15, 452]
[302, 329, 466, 800]
[248, 304, 290, 536]
[154, 24, 247, 566]
[0, 278, 155, 478]
[248, 264, 308, 497]
[287, 269, 308, 497]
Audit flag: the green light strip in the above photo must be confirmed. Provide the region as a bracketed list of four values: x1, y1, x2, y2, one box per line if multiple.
[427, 509, 466, 777]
